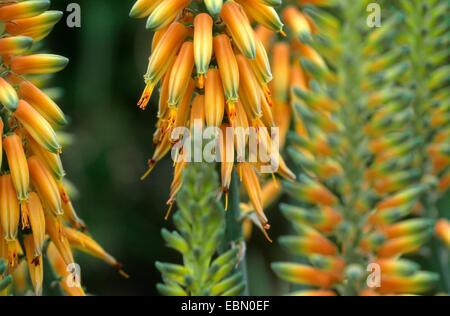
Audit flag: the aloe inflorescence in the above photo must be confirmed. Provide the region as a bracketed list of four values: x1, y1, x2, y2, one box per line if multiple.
[0, 0, 122, 296]
[272, 0, 448, 296]
[156, 163, 245, 296]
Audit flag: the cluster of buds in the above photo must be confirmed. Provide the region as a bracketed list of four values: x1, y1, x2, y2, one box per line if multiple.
[272, 0, 447, 296]
[130, 0, 296, 232]
[156, 163, 245, 296]
[0, 0, 121, 296]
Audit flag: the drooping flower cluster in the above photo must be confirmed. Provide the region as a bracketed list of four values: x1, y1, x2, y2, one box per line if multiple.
[0, 0, 121, 296]
[272, 0, 446, 296]
[130, 0, 295, 231]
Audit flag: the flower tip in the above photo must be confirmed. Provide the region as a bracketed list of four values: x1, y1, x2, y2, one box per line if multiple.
[198, 74, 205, 89]
[280, 30, 287, 37]
[141, 160, 156, 180]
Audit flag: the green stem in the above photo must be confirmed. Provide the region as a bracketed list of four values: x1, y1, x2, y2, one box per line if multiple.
[223, 170, 249, 296]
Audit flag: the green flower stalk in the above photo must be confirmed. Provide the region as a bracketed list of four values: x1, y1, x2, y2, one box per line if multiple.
[272, 0, 443, 296]
[396, 0, 450, 292]
[156, 163, 245, 296]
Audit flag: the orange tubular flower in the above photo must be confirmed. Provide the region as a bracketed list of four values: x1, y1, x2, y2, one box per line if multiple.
[24, 234, 43, 296]
[129, 0, 164, 19]
[25, 192, 45, 257]
[220, 124, 234, 208]
[205, 68, 225, 128]
[0, 175, 20, 267]
[63, 227, 124, 273]
[26, 134, 65, 181]
[0, 77, 19, 112]
[193, 13, 213, 88]
[138, 22, 187, 110]
[5, 10, 63, 42]
[45, 215, 74, 266]
[167, 41, 195, 110]
[28, 156, 63, 216]
[14, 100, 61, 154]
[236, 0, 284, 35]
[435, 220, 450, 248]
[0, 0, 50, 22]
[213, 34, 240, 117]
[237, 54, 262, 121]
[3, 134, 30, 203]
[145, 0, 191, 30]
[9, 54, 68, 75]
[238, 163, 269, 230]
[220, 2, 256, 59]
[282, 6, 312, 42]
[250, 34, 273, 89]
[18, 80, 67, 126]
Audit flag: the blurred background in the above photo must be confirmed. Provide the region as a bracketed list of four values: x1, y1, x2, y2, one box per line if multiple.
[46, 0, 449, 296]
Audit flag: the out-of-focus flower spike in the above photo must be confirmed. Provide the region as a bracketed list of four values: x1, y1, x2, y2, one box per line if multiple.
[272, 262, 334, 288]
[365, 45, 410, 74]
[14, 100, 61, 154]
[28, 156, 63, 216]
[26, 134, 65, 181]
[18, 80, 67, 126]
[438, 171, 450, 192]
[238, 163, 269, 230]
[146, 0, 190, 30]
[4, 134, 29, 202]
[139, 22, 187, 110]
[373, 258, 420, 277]
[373, 169, 421, 196]
[309, 255, 345, 276]
[130, 0, 163, 18]
[6, 11, 63, 42]
[9, 54, 68, 75]
[63, 227, 126, 275]
[237, 54, 262, 120]
[194, 13, 213, 89]
[205, 68, 225, 128]
[0, 175, 20, 268]
[379, 272, 439, 295]
[435, 220, 450, 248]
[220, 2, 256, 59]
[0, 0, 50, 22]
[45, 215, 74, 266]
[168, 41, 194, 110]
[290, 290, 337, 296]
[369, 202, 417, 226]
[23, 234, 43, 296]
[271, 43, 290, 103]
[0, 36, 33, 56]
[377, 232, 432, 258]
[284, 175, 338, 206]
[0, 121, 3, 169]
[0, 77, 19, 112]
[279, 233, 337, 256]
[282, 6, 312, 43]
[255, 25, 275, 51]
[25, 192, 45, 257]
[376, 186, 425, 211]
[381, 219, 435, 240]
[237, 0, 284, 35]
